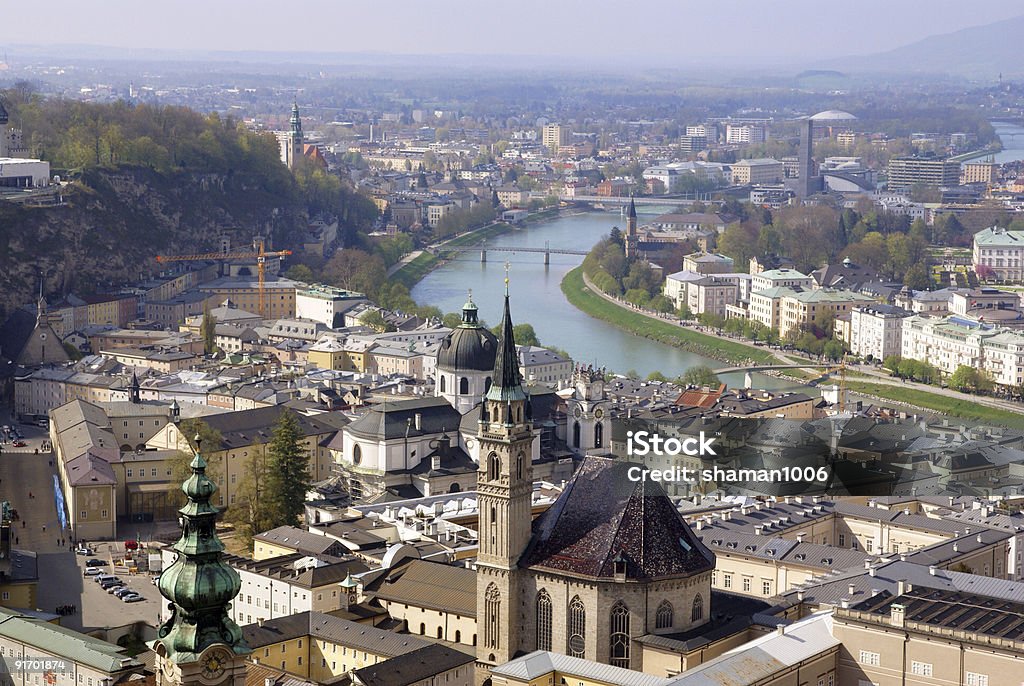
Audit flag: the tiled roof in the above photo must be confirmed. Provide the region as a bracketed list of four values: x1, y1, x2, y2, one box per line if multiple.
[0, 607, 144, 673]
[369, 560, 476, 617]
[350, 644, 474, 686]
[346, 397, 461, 441]
[522, 456, 715, 580]
[241, 611, 429, 656]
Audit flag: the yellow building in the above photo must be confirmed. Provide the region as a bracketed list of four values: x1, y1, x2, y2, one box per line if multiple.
[778, 289, 874, 339]
[50, 400, 119, 540]
[199, 276, 300, 320]
[242, 611, 474, 684]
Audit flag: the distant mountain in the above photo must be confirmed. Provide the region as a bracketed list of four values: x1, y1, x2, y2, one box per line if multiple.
[820, 14, 1024, 78]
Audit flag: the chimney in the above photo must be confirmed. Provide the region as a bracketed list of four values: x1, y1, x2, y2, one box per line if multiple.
[864, 560, 872, 570]
[796, 533, 805, 543]
[848, 583, 856, 596]
[414, 413, 422, 431]
[890, 603, 905, 627]
[869, 567, 876, 577]
[897, 580, 906, 595]
[776, 624, 785, 635]
[796, 590, 805, 602]
[431, 455, 441, 471]
[258, 617, 265, 627]
[755, 525, 763, 535]
[840, 599, 850, 609]
[977, 534, 983, 543]
[953, 542, 959, 552]
[929, 565, 937, 576]
[696, 520, 704, 531]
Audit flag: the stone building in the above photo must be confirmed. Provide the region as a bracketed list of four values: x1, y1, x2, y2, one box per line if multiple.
[474, 289, 716, 680]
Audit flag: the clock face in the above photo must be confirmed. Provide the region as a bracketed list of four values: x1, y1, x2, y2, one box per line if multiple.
[595, 408, 604, 419]
[201, 649, 228, 680]
[573, 406, 582, 419]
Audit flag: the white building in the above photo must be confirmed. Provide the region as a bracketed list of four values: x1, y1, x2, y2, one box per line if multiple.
[725, 123, 767, 144]
[973, 226, 1024, 282]
[518, 346, 573, 385]
[751, 269, 814, 293]
[296, 284, 367, 328]
[901, 315, 1024, 387]
[0, 158, 50, 188]
[849, 305, 912, 361]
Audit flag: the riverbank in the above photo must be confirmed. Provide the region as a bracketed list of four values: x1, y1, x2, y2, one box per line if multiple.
[560, 266, 776, 367]
[844, 380, 1024, 430]
[390, 206, 562, 290]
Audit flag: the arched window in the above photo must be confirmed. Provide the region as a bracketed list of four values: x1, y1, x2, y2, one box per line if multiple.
[487, 452, 501, 481]
[437, 627, 443, 639]
[572, 421, 580, 448]
[567, 596, 586, 658]
[419, 623, 425, 635]
[352, 444, 362, 465]
[594, 422, 603, 448]
[440, 376, 446, 393]
[691, 594, 703, 622]
[609, 602, 630, 668]
[455, 630, 461, 643]
[516, 452, 523, 480]
[484, 583, 501, 649]
[459, 376, 469, 394]
[656, 601, 673, 629]
[449, 482, 461, 493]
[536, 590, 552, 651]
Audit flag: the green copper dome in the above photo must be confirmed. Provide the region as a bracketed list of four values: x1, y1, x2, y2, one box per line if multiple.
[155, 436, 249, 663]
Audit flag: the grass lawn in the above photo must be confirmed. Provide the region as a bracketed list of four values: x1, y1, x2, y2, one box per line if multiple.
[560, 267, 776, 367]
[390, 251, 439, 290]
[845, 380, 1024, 429]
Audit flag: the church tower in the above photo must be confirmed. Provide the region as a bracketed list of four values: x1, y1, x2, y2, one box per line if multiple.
[286, 102, 303, 170]
[566, 364, 610, 456]
[475, 282, 534, 674]
[624, 196, 638, 259]
[153, 436, 250, 686]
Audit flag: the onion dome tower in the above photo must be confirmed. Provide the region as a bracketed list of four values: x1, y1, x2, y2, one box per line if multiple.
[435, 291, 498, 414]
[154, 435, 249, 686]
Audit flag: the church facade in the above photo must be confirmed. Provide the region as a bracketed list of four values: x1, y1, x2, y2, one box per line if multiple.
[473, 288, 716, 680]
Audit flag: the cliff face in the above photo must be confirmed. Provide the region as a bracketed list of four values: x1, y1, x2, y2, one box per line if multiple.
[0, 165, 309, 319]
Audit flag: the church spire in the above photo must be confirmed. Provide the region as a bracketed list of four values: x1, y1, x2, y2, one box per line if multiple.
[486, 270, 526, 403]
[627, 194, 637, 219]
[154, 435, 249, 671]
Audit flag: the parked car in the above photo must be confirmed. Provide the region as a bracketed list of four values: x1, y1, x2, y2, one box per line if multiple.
[124, 540, 139, 551]
[85, 559, 106, 567]
[122, 594, 144, 603]
[12, 440, 26, 447]
[107, 584, 125, 594]
[83, 568, 101, 577]
[114, 587, 135, 598]
[76, 547, 92, 556]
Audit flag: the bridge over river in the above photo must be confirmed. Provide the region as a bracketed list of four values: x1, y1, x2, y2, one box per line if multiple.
[438, 241, 588, 264]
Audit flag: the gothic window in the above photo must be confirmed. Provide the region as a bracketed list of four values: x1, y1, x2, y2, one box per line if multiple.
[594, 422, 604, 448]
[352, 444, 361, 465]
[567, 596, 586, 658]
[656, 600, 674, 629]
[692, 594, 704, 622]
[440, 376, 446, 393]
[572, 421, 581, 448]
[459, 377, 469, 394]
[536, 590, 552, 652]
[484, 584, 501, 650]
[516, 452, 523, 480]
[487, 452, 501, 481]
[609, 602, 630, 668]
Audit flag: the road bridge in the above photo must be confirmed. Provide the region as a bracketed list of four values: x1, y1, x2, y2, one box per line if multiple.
[438, 241, 588, 264]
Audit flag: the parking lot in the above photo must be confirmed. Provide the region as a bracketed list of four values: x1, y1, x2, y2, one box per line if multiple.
[37, 542, 164, 631]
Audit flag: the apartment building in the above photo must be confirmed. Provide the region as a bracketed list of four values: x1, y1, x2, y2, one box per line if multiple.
[750, 268, 814, 293]
[778, 289, 874, 339]
[886, 156, 961, 191]
[900, 314, 1024, 386]
[848, 305, 912, 361]
[960, 160, 999, 185]
[973, 226, 1024, 282]
[730, 158, 784, 185]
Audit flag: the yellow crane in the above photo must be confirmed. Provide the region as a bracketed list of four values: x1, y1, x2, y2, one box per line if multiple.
[156, 238, 292, 318]
[816, 356, 849, 413]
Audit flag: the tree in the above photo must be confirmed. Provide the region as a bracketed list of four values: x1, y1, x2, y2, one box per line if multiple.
[646, 371, 668, 382]
[949, 365, 993, 394]
[200, 301, 217, 356]
[490, 322, 540, 346]
[265, 411, 311, 528]
[823, 339, 845, 362]
[323, 249, 387, 297]
[285, 263, 315, 283]
[680, 365, 720, 388]
[223, 441, 273, 548]
[904, 263, 933, 291]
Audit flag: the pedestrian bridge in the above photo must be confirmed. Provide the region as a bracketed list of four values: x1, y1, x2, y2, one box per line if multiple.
[713, 363, 836, 375]
[438, 241, 588, 264]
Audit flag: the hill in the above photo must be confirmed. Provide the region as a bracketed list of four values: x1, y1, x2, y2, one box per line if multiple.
[821, 14, 1024, 78]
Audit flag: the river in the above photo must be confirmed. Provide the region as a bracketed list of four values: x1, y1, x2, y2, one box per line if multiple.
[990, 121, 1024, 164]
[412, 209, 803, 391]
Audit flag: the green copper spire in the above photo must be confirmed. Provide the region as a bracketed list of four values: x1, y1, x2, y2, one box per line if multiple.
[459, 290, 480, 328]
[155, 435, 249, 663]
[485, 279, 527, 404]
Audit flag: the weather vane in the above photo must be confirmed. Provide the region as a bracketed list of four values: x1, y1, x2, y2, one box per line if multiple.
[504, 260, 511, 294]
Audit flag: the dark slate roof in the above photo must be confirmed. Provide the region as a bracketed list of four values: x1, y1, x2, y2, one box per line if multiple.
[199, 406, 347, 451]
[345, 396, 462, 441]
[367, 559, 476, 617]
[485, 294, 527, 402]
[351, 644, 475, 686]
[435, 303, 497, 373]
[849, 587, 1024, 640]
[241, 611, 429, 655]
[521, 456, 716, 580]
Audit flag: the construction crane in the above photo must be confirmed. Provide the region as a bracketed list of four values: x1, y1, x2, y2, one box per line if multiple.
[815, 356, 849, 413]
[156, 238, 292, 318]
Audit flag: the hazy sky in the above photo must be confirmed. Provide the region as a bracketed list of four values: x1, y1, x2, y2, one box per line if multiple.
[4, 0, 1022, 62]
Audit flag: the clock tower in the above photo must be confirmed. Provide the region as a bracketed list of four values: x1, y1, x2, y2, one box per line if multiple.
[566, 364, 610, 456]
[153, 436, 250, 686]
[475, 283, 534, 676]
